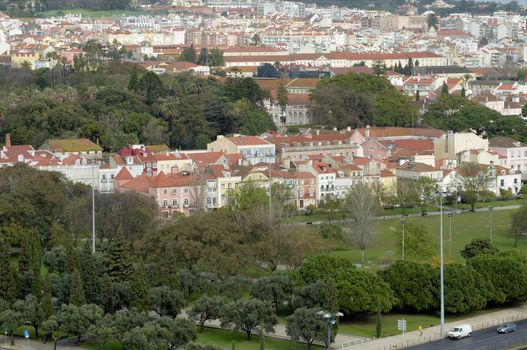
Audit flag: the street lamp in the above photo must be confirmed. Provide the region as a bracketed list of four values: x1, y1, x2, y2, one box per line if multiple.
[433, 191, 447, 337]
[447, 213, 453, 260]
[400, 219, 406, 261]
[489, 206, 494, 243]
[91, 161, 96, 254]
[316, 311, 344, 350]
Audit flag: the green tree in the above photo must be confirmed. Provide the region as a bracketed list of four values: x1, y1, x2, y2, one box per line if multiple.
[220, 299, 277, 340]
[443, 264, 490, 313]
[414, 177, 436, 216]
[106, 231, 134, 284]
[57, 304, 104, 343]
[227, 181, 268, 211]
[79, 241, 100, 305]
[132, 259, 150, 311]
[189, 295, 226, 332]
[149, 286, 185, 317]
[291, 280, 339, 313]
[41, 316, 67, 350]
[110, 308, 148, 348]
[0, 309, 22, 345]
[469, 252, 527, 304]
[137, 71, 165, 105]
[396, 223, 434, 262]
[42, 276, 54, 318]
[156, 316, 197, 350]
[179, 44, 197, 63]
[460, 239, 499, 260]
[379, 261, 438, 311]
[460, 163, 490, 212]
[277, 81, 288, 125]
[319, 194, 341, 223]
[87, 317, 116, 350]
[251, 272, 292, 312]
[13, 294, 46, 338]
[209, 48, 225, 66]
[0, 241, 17, 302]
[69, 270, 86, 306]
[441, 81, 449, 94]
[285, 308, 326, 350]
[296, 255, 355, 283]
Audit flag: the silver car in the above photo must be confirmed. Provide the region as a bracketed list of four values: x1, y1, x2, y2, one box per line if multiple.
[497, 323, 517, 334]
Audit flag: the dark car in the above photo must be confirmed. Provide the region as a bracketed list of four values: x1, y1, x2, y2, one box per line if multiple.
[497, 323, 517, 334]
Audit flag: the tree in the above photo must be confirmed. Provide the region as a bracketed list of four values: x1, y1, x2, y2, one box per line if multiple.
[209, 48, 225, 66]
[372, 60, 386, 76]
[469, 252, 527, 304]
[277, 81, 288, 125]
[441, 81, 449, 94]
[132, 259, 150, 311]
[87, 316, 117, 350]
[106, 231, 134, 284]
[79, 241, 100, 305]
[395, 223, 434, 262]
[414, 177, 436, 216]
[286, 308, 326, 349]
[252, 33, 261, 46]
[0, 240, 17, 302]
[227, 182, 268, 211]
[395, 178, 418, 216]
[156, 316, 197, 350]
[460, 239, 499, 260]
[41, 316, 67, 350]
[511, 204, 527, 247]
[415, 90, 420, 102]
[344, 182, 379, 265]
[149, 286, 185, 317]
[13, 294, 46, 338]
[42, 276, 54, 318]
[189, 295, 226, 332]
[69, 270, 86, 306]
[379, 261, 438, 311]
[251, 273, 292, 312]
[291, 280, 339, 313]
[220, 299, 277, 340]
[426, 13, 439, 30]
[0, 309, 22, 345]
[459, 163, 491, 211]
[110, 308, 148, 348]
[57, 304, 104, 343]
[296, 255, 355, 284]
[136, 71, 165, 105]
[443, 264, 490, 313]
[319, 193, 341, 223]
[179, 45, 197, 64]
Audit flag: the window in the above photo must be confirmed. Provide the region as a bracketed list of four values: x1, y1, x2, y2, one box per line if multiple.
[184, 198, 189, 206]
[309, 188, 314, 196]
[163, 200, 168, 207]
[172, 188, 177, 194]
[184, 187, 189, 194]
[500, 179, 505, 186]
[172, 199, 177, 206]
[514, 178, 518, 184]
[207, 198, 211, 204]
[163, 189, 168, 194]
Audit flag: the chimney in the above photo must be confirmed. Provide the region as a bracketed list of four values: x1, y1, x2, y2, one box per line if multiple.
[365, 125, 370, 138]
[5, 133, 11, 147]
[316, 129, 320, 135]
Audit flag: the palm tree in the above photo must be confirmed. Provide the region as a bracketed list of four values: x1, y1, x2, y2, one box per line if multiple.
[154, 97, 181, 132]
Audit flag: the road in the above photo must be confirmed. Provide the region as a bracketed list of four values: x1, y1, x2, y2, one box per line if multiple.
[289, 204, 521, 226]
[406, 319, 527, 350]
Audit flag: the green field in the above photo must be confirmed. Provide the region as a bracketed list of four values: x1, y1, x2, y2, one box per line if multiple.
[39, 8, 146, 18]
[330, 207, 526, 269]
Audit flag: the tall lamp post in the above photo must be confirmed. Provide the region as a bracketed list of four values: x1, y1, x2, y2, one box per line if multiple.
[437, 191, 446, 337]
[317, 311, 344, 350]
[489, 206, 494, 243]
[91, 161, 96, 254]
[400, 219, 406, 261]
[447, 213, 453, 260]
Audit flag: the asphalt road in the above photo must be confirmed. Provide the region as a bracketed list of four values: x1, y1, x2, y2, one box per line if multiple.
[406, 319, 527, 350]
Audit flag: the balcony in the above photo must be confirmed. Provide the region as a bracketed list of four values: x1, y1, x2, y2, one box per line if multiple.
[281, 143, 357, 152]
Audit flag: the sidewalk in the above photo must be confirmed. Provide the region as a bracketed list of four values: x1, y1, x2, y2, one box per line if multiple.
[340, 304, 527, 350]
[0, 339, 78, 350]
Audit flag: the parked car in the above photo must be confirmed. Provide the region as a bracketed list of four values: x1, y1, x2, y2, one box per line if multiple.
[448, 324, 472, 339]
[497, 323, 517, 334]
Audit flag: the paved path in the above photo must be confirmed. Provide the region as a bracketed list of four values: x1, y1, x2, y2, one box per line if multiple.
[288, 204, 521, 227]
[340, 304, 527, 350]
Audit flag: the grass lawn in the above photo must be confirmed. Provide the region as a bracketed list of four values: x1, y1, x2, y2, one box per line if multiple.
[337, 306, 507, 338]
[39, 8, 146, 18]
[330, 208, 527, 269]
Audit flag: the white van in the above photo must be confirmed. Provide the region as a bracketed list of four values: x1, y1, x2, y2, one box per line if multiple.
[447, 324, 472, 339]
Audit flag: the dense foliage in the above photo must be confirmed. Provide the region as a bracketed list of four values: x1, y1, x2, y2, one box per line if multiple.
[0, 64, 275, 151]
[310, 72, 418, 128]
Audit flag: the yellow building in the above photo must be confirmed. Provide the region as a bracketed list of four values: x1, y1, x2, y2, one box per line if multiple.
[11, 50, 40, 69]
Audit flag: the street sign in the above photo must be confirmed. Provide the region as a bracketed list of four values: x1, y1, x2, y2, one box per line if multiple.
[23, 329, 29, 339]
[397, 319, 407, 331]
